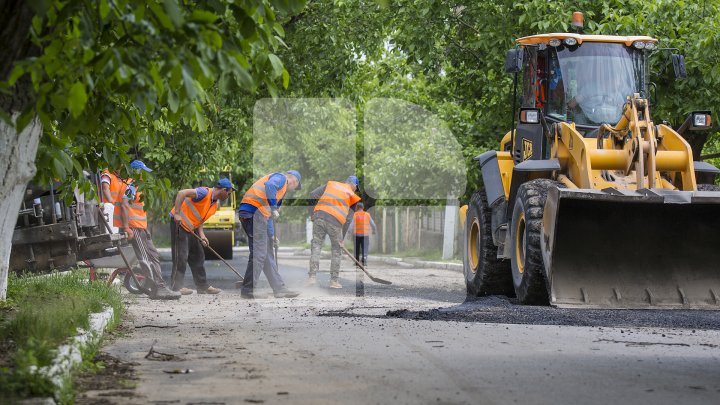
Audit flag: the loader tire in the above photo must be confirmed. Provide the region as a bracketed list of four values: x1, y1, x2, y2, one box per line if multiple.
[698, 184, 720, 191]
[509, 179, 559, 305]
[463, 189, 513, 297]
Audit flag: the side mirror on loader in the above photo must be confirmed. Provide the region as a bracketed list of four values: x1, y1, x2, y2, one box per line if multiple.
[671, 54, 687, 79]
[505, 48, 523, 74]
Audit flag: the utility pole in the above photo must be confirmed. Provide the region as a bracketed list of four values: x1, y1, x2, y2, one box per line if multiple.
[442, 195, 458, 260]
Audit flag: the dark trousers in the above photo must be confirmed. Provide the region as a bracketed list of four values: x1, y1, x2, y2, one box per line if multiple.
[240, 211, 285, 293]
[130, 228, 165, 287]
[354, 235, 369, 265]
[170, 221, 208, 290]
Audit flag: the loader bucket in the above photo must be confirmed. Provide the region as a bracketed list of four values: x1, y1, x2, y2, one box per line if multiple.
[542, 187, 720, 309]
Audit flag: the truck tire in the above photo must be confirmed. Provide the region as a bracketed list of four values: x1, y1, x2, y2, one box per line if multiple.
[509, 179, 559, 305]
[463, 189, 513, 297]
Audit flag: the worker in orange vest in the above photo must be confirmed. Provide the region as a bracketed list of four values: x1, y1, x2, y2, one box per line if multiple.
[308, 176, 361, 288]
[122, 161, 180, 299]
[349, 202, 376, 267]
[100, 168, 124, 233]
[348, 202, 377, 296]
[238, 170, 302, 299]
[169, 178, 234, 295]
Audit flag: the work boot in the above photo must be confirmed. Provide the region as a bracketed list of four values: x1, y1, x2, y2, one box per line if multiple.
[241, 290, 269, 299]
[306, 275, 317, 286]
[198, 286, 222, 294]
[178, 287, 194, 295]
[152, 286, 181, 300]
[274, 288, 300, 298]
[328, 279, 342, 289]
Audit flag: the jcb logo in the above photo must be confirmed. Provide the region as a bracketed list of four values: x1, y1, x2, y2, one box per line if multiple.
[522, 138, 533, 161]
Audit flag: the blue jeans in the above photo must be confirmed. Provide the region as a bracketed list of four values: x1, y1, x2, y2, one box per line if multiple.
[240, 211, 286, 293]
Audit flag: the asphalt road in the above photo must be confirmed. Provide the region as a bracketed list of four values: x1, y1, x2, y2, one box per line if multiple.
[81, 251, 720, 404]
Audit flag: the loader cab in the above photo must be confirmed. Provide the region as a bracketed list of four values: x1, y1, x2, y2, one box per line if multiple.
[517, 36, 654, 130]
[543, 41, 648, 128]
[507, 34, 657, 162]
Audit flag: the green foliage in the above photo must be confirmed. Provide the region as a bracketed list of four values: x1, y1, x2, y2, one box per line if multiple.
[252, 98, 357, 200]
[279, 0, 720, 202]
[2, 0, 306, 209]
[0, 271, 122, 402]
[5, 0, 720, 209]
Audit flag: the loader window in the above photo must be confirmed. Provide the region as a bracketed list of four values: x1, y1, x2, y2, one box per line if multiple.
[521, 47, 539, 108]
[546, 54, 565, 118]
[546, 43, 644, 127]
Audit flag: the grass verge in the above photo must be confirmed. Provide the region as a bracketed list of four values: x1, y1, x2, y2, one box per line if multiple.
[0, 270, 123, 403]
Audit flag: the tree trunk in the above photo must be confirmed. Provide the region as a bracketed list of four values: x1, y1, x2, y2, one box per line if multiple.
[0, 1, 40, 300]
[0, 116, 41, 300]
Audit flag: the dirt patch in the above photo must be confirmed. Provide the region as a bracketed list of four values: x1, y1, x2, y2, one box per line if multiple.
[75, 317, 141, 404]
[75, 352, 141, 404]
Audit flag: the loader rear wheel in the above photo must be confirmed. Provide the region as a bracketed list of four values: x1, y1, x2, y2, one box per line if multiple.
[462, 189, 513, 297]
[509, 179, 558, 305]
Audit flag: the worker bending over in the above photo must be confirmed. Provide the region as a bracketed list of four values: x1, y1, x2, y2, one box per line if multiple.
[308, 176, 361, 288]
[170, 179, 234, 295]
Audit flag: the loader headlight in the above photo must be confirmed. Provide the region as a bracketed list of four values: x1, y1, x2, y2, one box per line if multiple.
[644, 41, 657, 50]
[563, 37, 578, 46]
[633, 41, 646, 49]
[520, 108, 541, 124]
[693, 113, 711, 127]
[548, 38, 562, 47]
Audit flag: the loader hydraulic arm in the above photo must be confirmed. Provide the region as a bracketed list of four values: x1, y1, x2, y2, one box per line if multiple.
[597, 94, 659, 188]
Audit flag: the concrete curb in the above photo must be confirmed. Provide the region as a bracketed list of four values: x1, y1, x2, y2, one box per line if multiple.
[293, 249, 463, 272]
[30, 306, 117, 401]
[157, 246, 303, 262]
[157, 246, 462, 272]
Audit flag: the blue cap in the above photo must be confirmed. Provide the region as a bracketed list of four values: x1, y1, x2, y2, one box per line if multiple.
[286, 170, 302, 190]
[216, 178, 236, 190]
[130, 160, 152, 172]
[346, 175, 359, 186]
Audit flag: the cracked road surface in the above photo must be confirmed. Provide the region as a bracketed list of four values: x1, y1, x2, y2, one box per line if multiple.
[83, 253, 720, 404]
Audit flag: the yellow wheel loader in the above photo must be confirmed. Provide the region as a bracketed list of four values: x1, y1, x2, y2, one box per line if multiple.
[201, 168, 237, 260]
[464, 29, 720, 309]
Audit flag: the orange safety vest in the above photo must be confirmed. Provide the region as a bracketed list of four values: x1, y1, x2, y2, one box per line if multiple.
[314, 181, 361, 225]
[354, 211, 371, 236]
[240, 173, 288, 219]
[112, 178, 148, 229]
[100, 170, 124, 204]
[170, 187, 219, 232]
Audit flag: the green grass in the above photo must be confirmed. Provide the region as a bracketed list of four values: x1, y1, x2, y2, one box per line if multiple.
[0, 270, 123, 403]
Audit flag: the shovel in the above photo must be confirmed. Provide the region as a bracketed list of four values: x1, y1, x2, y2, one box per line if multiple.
[189, 230, 244, 287]
[340, 246, 392, 285]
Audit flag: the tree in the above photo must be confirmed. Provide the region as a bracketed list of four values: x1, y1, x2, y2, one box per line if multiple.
[279, 0, 720, 203]
[0, 0, 305, 300]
